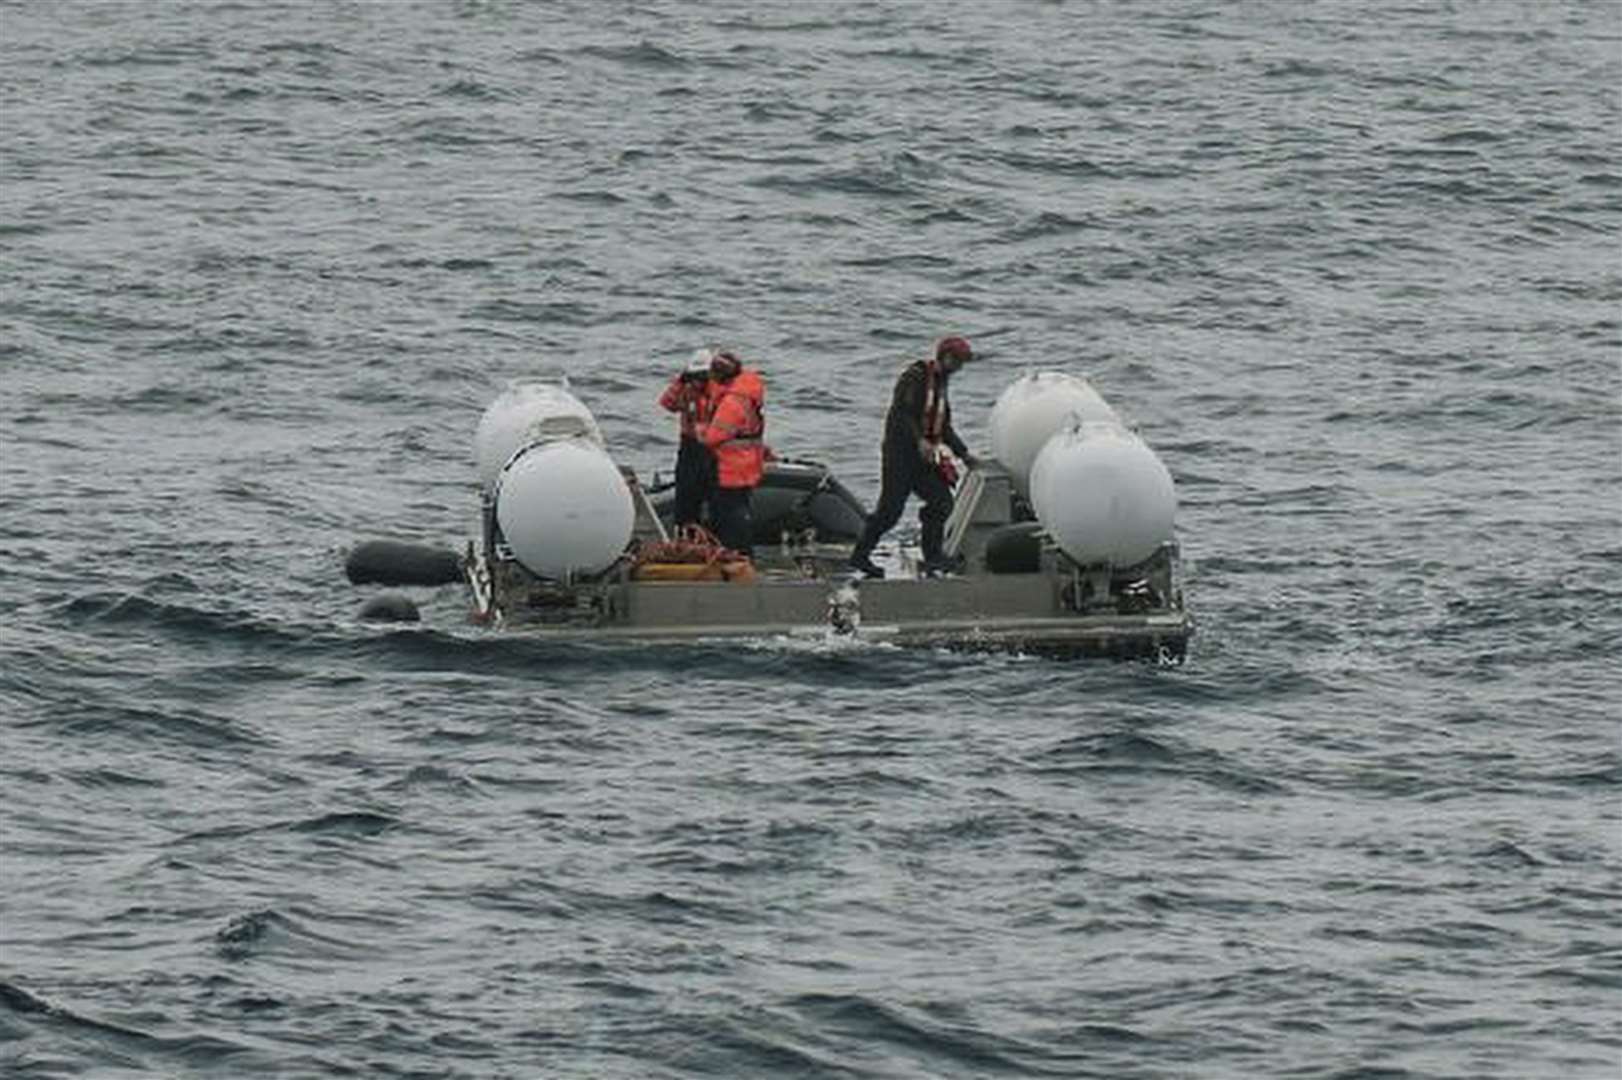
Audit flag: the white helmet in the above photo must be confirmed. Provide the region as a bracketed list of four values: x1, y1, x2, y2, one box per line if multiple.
[685, 348, 716, 375]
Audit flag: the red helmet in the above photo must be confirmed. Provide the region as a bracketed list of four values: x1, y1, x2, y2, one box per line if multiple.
[710, 350, 742, 380]
[935, 336, 973, 364]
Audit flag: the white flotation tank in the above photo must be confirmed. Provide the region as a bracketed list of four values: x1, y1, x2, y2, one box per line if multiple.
[474, 380, 604, 490]
[494, 438, 633, 580]
[1028, 421, 1176, 568]
[989, 372, 1121, 498]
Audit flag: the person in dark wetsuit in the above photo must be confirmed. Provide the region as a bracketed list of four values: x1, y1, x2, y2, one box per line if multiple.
[848, 336, 978, 579]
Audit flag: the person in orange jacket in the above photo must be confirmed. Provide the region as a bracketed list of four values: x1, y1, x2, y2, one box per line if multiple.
[696, 350, 767, 558]
[658, 349, 718, 529]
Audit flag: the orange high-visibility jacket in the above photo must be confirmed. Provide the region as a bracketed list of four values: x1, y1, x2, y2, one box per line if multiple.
[658, 373, 714, 439]
[699, 368, 766, 489]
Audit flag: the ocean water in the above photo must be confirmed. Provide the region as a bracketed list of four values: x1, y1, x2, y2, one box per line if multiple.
[2, 1, 1619, 1077]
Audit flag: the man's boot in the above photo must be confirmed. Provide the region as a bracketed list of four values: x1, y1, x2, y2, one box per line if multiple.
[847, 544, 885, 579]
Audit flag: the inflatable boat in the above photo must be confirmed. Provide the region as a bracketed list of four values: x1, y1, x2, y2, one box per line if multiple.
[440, 376, 1194, 661]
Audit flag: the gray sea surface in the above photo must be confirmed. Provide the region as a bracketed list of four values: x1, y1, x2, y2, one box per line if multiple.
[2, 1, 1620, 1077]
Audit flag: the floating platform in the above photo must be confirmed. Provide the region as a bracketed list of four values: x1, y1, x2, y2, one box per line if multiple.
[467, 458, 1193, 662]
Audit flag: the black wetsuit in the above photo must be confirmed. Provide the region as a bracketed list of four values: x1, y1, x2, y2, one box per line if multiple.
[852, 360, 969, 566]
[672, 435, 716, 528]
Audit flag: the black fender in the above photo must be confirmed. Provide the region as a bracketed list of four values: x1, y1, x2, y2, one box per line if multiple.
[345, 540, 463, 587]
[357, 592, 422, 623]
[982, 522, 1045, 574]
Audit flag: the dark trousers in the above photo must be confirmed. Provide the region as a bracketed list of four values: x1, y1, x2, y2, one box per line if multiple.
[853, 440, 953, 563]
[711, 487, 754, 558]
[672, 436, 716, 527]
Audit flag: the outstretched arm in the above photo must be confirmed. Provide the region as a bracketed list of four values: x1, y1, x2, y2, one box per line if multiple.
[941, 398, 974, 464]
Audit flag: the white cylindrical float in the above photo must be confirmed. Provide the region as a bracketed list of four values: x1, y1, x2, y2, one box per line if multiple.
[494, 438, 633, 580]
[989, 372, 1121, 499]
[474, 380, 604, 490]
[1028, 421, 1176, 568]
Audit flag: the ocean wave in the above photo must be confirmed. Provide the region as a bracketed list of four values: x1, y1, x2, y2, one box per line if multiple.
[3, 2, 1618, 1076]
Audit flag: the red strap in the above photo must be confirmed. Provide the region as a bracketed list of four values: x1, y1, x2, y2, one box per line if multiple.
[923, 360, 944, 443]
